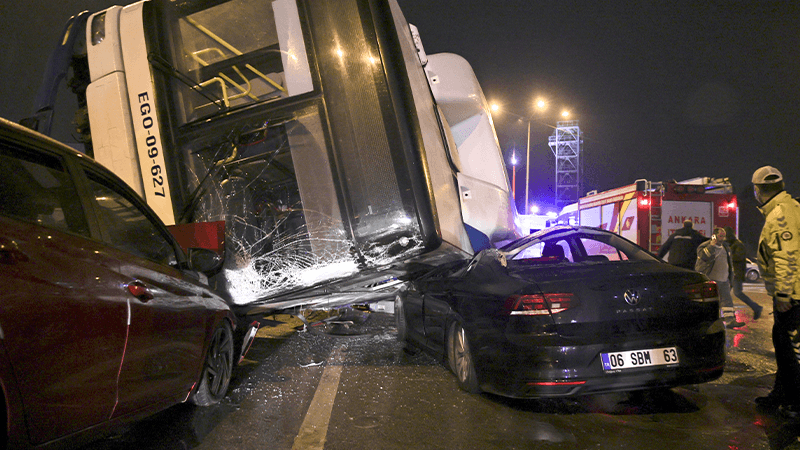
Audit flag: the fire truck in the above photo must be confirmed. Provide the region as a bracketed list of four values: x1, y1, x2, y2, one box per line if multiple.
[557, 178, 738, 254]
[23, 0, 519, 311]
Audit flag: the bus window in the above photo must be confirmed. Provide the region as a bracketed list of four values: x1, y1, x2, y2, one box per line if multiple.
[166, 0, 313, 124]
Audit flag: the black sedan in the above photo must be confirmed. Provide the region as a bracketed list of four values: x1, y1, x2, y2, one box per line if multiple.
[395, 226, 725, 398]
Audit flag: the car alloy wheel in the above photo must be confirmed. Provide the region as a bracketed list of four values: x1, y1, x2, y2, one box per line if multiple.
[448, 321, 480, 394]
[746, 269, 759, 282]
[191, 321, 234, 406]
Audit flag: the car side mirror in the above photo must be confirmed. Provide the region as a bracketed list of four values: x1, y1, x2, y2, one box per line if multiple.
[187, 247, 223, 274]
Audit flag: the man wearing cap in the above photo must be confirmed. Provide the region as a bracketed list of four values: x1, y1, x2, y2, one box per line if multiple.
[752, 165, 800, 419]
[657, 219, 708, 270]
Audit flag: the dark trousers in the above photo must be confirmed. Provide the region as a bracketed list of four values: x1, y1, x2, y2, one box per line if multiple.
[732, 278, 761, 313]
[772, 301, 800, 406]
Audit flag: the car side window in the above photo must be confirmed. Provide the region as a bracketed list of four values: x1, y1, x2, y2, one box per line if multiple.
[512, 242, 545, 260]
[546, 239, 573, 262]
[580, 237, 628, 261]
[509, 239, 573, 263]
[85, 172, 178, 266]
[0, 144, 90, 237]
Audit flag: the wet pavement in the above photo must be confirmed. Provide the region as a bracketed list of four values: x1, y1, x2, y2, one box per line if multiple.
[85, 284, 800, 450]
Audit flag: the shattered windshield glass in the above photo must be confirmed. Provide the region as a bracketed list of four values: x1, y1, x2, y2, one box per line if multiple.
[181, 106, 424, 303]
[163, 0, 433, 305]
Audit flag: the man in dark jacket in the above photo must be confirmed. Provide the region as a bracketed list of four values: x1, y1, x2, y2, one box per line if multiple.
[724, 225, 763, 320]
[657, 219, 708, 270]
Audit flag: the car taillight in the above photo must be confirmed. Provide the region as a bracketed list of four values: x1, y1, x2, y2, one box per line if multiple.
[684, 281, 718, 302]
[505, 293, 575, 315]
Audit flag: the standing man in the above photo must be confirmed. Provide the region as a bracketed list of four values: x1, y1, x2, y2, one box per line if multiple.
[658, 219, 708, 270]
[724, 225, 763, 320]
[751, 166, 800, 419]
[696, 227, 744, 328]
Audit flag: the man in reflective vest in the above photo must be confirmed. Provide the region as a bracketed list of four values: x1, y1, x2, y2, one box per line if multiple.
[752, 166, 800, 419]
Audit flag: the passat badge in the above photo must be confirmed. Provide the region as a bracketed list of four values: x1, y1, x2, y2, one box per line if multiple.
[624, 289, 641, 306]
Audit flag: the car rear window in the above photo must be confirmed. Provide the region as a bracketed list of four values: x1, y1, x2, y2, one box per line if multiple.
[0, 145, 90, 236]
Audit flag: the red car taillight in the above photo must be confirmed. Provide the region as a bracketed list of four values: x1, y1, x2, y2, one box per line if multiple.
[684, 281, 719, 302]
[505, 293, 575, 316]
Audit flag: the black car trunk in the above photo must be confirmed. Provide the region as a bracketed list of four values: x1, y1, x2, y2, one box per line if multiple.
[509, 261, 717, 343]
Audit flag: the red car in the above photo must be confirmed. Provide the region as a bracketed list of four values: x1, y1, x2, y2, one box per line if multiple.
[0, 118, 244, 448]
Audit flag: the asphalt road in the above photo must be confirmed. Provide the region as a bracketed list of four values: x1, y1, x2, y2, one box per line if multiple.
[85, 284, 800, 450]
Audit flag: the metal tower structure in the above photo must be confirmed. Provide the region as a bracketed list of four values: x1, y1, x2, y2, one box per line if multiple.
[548, 121, 583, 209]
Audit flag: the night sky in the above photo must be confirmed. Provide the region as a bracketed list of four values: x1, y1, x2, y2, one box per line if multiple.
[1, 1, 798, 251]
[397, 1, 800, 251]
[399, 1, 799, 208]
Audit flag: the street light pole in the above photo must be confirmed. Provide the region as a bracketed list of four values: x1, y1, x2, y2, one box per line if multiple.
[525, 120, 531, 214]
[490, 99, 553, 216]
[511, 150, 517, 200]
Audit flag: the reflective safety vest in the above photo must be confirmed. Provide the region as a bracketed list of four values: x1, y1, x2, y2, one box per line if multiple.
[757, 191, 800, 303]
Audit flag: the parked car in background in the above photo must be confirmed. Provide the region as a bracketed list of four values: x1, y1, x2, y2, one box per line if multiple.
[745, 258, 761, 282]
[0, 118, 248, 448]
[395, 226, 725, 398]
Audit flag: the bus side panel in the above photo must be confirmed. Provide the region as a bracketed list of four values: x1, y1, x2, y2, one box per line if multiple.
[425, 52, 518, 243]
[305, 0, 426, 252]
[386, 0, 471, 252]
[86, 74, 144, 197]
[85, 6, 145, 197]
[119, 2, 176, 225]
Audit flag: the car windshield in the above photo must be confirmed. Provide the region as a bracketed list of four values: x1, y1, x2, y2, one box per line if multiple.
[501, 227, 657, 264]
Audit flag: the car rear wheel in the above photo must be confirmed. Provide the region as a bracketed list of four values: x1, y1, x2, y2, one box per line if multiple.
[447, 321, 480, 394]
[745, 269, 759, 282]
[395, 293, 408, 343]
[191, 321, 234, 406]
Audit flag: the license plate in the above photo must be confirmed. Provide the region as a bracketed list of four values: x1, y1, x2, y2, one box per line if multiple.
[601, 347, 679, 371]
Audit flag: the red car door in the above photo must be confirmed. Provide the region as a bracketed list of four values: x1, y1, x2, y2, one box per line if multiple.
[113, 255, 212, 415]
[0, 144, 129, 445]
[81, 172, 218, 416]
[0, 224, 127, 444]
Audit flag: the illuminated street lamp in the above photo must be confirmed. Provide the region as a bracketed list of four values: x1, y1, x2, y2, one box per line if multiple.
[492, 98, 564, 214]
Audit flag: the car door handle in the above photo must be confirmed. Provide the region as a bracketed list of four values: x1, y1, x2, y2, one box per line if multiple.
[126, 280, 155, 302]
[0, 238, 28, 265]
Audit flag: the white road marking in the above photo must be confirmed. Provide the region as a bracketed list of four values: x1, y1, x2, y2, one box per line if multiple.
[742, 284, 767, 293]
[292, 347, 344, 450]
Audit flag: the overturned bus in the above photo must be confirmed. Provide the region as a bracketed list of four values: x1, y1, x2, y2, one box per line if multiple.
[25, 0, 520, 313]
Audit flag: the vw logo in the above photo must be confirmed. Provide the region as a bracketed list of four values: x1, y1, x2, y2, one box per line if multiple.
[624, 289, 641, 306]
